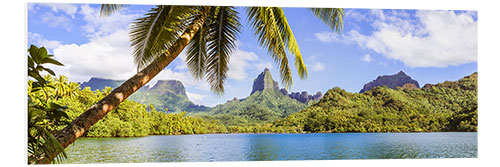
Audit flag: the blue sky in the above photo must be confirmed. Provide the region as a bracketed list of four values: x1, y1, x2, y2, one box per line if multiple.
[27, 3, 478, 107]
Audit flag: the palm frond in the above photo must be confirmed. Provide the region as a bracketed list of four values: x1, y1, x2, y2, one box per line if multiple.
[130, 6, 196, 70]
[186, 18, 209, 80]
[309, 8, 344, 32]
[100, 4, 126, 17]
[205, 6, 241, 95]
[246, 7, 297, 89]
[272, 8, 308, 80]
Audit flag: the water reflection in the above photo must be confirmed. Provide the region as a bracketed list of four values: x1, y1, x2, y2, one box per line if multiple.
[63, 132, 477, 164]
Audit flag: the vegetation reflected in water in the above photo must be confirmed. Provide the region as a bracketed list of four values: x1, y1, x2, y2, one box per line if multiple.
[63, 132, 477, 163]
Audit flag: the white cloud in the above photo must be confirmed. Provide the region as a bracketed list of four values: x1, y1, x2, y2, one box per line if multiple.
[41, 12, 72, 31]
[345, 9, 368, 22]
[311, 62, 325, 71]
[186, 92, 206, 105]
[43, 3, 78, 18]
[361, 54, 373, 62]
[28, 32, 62, 51]
[40, 5, 145, 83]
[174, 52, 189, 70]
[48, 29, 136, 82]
[317, 10, 477, 68]
[79, 4, 138, 39]
[227, 49, 259, 81]
[47, 28, 211, 93]
[314, 31, 341, 43]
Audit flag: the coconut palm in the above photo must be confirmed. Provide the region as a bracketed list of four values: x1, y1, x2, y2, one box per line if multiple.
[53, 75, 69, 99]
[35, 5, 343, 164]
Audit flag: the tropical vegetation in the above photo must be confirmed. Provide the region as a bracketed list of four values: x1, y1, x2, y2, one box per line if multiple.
[273, 73, 478, 133]
[33, 4, 344, 164]
[27, 45, 69, 164]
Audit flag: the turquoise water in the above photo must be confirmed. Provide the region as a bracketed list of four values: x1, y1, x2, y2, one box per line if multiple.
[62, 132, 477, 163]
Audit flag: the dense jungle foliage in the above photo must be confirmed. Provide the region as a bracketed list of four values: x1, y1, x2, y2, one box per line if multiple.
[273, 73, 478, 133]
[29, 75, 229, 137]
[29, 72, 477, 139]
[28, 59, 477, 137]
[194, 89, 309, 126]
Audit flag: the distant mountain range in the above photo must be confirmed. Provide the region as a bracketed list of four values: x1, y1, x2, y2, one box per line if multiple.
[80, 69, 431, 116]
[79, 68, 322, 119]
[80, 78, 208, 113]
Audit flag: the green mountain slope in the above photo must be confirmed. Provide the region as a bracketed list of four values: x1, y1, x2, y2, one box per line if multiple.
[196, 68, 312, 125]
[274, 72, 477, 133]
[204, 89, 307, 124]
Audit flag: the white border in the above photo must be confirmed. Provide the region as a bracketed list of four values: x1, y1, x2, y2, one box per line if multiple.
[3, 0, 498, 166]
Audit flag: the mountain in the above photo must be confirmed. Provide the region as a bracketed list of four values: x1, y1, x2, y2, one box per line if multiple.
[248, 68, 322, 103]
[275, 72, 477, 132]
[280, 89, 323, 103]
[250, 68, 280, 94]
[79, 78, 208, 112]
[360, 71, 420, 93]
[80, 78, 126, 91]
[204, 68, 317, 124]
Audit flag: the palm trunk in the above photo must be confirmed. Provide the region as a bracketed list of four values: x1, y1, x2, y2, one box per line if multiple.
[36, 8, 208, 164]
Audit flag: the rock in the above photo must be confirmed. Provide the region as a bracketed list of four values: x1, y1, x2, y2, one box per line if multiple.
[250, 68, 280, 94]
[280, 88, 289, 96]
[149, 80, 187, 96]
[402, 83, 418, 89]
[287, 91, 323, 103]
[423, 83, 433, 89]
[312, 91, 323, 101]
[250, 68, 323, 103]
[360, 71, 420, 93]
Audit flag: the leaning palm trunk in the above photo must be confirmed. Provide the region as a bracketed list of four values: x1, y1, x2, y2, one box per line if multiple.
[36, 11, 207, 164]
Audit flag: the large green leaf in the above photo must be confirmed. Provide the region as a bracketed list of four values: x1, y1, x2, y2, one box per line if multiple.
[40, 57, 64, 66]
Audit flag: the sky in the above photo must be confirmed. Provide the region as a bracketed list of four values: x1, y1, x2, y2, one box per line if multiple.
[27, 3, 478, 107]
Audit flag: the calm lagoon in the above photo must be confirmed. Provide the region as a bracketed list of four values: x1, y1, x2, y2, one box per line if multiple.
[62, 132, 477, 163]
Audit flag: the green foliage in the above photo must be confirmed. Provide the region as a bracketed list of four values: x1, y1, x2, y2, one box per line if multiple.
[130, 5, 196, 70]
[274, 73, 478, 133]
[29, 72, 476, 145]
[200, 89, 308, 126]
[27, 45, 68, 164]
[35, 77, 227, 137]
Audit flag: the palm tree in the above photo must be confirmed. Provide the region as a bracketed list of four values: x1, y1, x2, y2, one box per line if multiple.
[35, 5, 343, 164]
[53, 75, 69, 99]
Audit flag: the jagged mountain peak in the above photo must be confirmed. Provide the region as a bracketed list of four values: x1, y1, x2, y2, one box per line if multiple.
[251, 68, 280, 95]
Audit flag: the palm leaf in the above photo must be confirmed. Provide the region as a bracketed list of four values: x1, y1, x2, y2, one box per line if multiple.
[205, 6, 241, 94]
[185, 17, 209, 80]
[309, 8, 344, 32]
[246, 7, 295, 89]
[100, 4, 126, 17]
[130, 5, 195, 70]
[272, 8, 308, 80]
